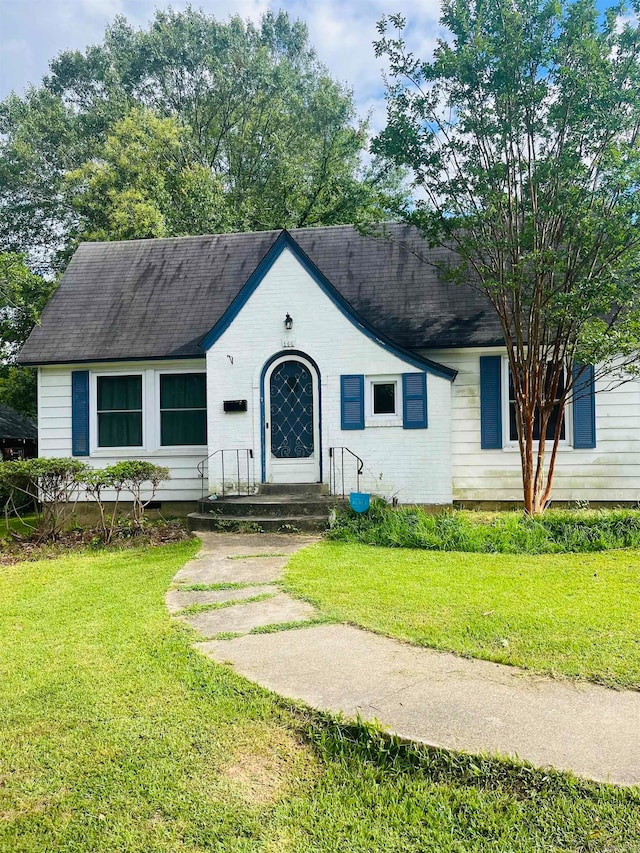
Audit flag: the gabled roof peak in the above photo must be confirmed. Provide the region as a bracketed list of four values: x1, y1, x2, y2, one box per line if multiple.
[201, 229, 457, 380]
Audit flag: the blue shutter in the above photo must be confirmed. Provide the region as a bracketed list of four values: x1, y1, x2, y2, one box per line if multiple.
[71, 370, 90, 456]
[480, 356, 503, 449]
[402, 373, 428, 429]
[340, 375, 364, 430]
[572, 364, 596, 449]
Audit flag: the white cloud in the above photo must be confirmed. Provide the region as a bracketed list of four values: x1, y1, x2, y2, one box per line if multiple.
[0, 0, 445, 128]
[207, 0, 271, 20]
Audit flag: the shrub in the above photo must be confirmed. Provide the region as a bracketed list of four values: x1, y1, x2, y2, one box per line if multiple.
[83, 468, 118, 544]
[328, 500, 640, 554]
[105, 461, 170, 529]
[0, 458, 89, 540]
[84, 461, 170, 542]
[0, 458, 170, 544]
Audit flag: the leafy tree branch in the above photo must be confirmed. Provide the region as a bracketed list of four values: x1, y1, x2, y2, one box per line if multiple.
[373, 0, 640, 513]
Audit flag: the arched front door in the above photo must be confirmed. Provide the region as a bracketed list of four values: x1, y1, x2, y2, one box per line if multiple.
[263, 355, 320, 483]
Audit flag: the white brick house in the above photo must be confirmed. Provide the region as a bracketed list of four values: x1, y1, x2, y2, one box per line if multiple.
[19, 225, 640, 507]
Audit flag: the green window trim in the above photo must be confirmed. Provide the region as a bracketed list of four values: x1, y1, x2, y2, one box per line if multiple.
[160, 373, 207, 446]
[97, 375, 143, 448]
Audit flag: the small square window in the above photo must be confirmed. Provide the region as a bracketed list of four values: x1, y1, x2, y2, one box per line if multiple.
[372, 382, 396, 415]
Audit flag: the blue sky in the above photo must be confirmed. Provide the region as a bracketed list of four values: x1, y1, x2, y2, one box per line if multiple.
[0, 0, 445, 134]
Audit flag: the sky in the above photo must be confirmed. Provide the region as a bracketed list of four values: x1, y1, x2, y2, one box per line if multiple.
[0, 0, 445, 135]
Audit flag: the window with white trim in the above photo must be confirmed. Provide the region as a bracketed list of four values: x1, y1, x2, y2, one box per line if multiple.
[97, 374, 143, 447]
[160, 373, 207, 446]
[366, 376, 400, 422]
[372, 381, 397, 415]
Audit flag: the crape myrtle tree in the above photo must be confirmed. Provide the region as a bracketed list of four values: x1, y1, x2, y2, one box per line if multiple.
[373, 0, 640, 514]
[0, 8, 401, 274]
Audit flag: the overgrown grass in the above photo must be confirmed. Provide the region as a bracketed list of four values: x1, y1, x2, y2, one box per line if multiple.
[2, 541, 639, 851]
[285, 541, 640, 688]
[329, 500, 640, 553]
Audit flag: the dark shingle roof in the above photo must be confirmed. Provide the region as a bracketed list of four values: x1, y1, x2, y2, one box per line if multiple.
[18, 224, 502, 366]
[0, 406, 37, 440]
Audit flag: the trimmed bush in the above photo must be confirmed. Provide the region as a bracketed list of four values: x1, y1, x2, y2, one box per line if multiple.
[328, 500, 640, 553]
[83, 461, 170, 542]
[0, 458, 89, 540]
[0, 458, 170, 543]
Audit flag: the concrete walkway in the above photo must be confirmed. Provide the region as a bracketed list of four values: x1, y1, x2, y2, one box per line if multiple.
[168, 533, 640, 786]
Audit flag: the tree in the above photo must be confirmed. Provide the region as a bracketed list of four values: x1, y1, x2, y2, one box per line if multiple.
[373, 0, 640, 514]
[0, 253, 55, 360]
[0, 8, 398, 273]
[65, 107, 229, 243]
[0, 367, 37, 421]
[0, 89, 82, 274]
[0, 253, 56, 420]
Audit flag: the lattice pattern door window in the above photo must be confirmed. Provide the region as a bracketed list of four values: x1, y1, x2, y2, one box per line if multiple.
[270, 361, 314, 458]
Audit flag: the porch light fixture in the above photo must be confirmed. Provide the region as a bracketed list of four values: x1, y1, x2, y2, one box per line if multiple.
[284, 313, 293, 330]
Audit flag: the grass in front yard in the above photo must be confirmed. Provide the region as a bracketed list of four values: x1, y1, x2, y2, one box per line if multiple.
[285, 542, 640, 689]
[0, 512, 37, 538]
[1, 540, 639, 851]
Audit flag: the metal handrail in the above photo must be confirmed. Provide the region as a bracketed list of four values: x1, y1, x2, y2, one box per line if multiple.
[197, 449, 254, 502]
[328, 447, 364, 498]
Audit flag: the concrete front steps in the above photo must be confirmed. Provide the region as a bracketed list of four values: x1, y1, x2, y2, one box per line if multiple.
[187, 483, 340, 533]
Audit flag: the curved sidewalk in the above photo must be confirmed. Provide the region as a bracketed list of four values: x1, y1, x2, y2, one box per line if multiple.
[168, 533, 640, 787]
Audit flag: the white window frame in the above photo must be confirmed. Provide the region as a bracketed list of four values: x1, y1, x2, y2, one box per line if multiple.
[501, 357, 572, 451]
[91, 369, 146, 456]
[365, 375, 402, 427]
[155, 368, 208, 451]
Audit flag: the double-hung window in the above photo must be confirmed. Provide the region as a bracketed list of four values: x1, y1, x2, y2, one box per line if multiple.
[97, 375, 143, 447]
[160, 373, 207, 446]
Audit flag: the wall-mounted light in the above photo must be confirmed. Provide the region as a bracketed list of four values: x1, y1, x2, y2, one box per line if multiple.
[284, 313, 293, 330]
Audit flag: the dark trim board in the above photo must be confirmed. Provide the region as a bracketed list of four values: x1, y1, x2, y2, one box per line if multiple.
[201, 230, 458, 382]
[259, 350, 323, 484]
[26, 354, 207, 367]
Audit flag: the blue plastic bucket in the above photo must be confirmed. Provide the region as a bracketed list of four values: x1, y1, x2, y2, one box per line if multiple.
[349, 492, 371, 513]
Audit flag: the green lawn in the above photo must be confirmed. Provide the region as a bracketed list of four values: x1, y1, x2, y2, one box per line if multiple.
[0, 513, 37, 538]
[284, 542, 640, 689]
[1, 541, 639, 852]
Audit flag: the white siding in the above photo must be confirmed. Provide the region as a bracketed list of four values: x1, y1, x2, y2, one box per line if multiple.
[424, 348, 640, 503]
[206, 246, 453, 504]
[38, 360, 207, 502]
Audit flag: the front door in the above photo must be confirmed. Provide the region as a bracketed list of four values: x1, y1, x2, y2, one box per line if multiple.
[265, 356, 320, 483]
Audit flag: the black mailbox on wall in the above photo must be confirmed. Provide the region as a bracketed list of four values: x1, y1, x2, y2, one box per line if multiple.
[223, 399, 248, 413]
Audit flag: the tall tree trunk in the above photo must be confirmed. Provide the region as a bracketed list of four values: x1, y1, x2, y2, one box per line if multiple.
[520, 401, 567, 514]
[519, 409, 536, 514]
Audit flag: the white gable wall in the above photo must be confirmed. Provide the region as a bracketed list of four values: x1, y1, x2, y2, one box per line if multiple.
[425, 347, 640, 503]
[206, 246, 453, 504]
[37, 359, 207, 502]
